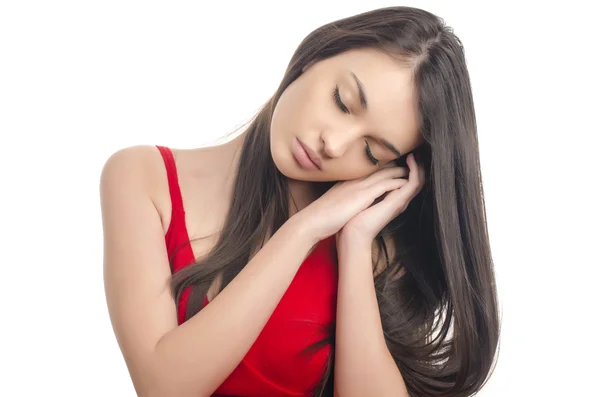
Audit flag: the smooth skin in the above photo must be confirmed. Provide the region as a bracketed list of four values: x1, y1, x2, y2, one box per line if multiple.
[101, 47, 426, 396]
[332, 151, 425, 397]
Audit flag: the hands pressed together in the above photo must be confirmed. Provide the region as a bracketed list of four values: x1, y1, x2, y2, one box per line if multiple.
[295, 152, 427, 247]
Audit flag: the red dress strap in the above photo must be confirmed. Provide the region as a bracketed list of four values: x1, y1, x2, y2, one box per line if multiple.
[155, 145, 185, 219]
[155, 144, 191, 265]
[155, 145, 196, 325]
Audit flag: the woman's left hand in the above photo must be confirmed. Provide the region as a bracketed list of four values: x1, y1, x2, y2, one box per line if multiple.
[338, 153, 426, 245]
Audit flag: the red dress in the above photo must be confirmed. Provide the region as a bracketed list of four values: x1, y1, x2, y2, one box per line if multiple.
[156, 145, 338, 396]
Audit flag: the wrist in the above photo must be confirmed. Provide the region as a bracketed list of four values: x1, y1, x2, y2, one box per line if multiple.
[285, 213, 321, 246]
[338, 226, 373, 248]
[337, 230, 372, 257]
[336, 233, 373, 272]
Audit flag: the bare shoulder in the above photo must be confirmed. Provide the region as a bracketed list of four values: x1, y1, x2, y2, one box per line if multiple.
[100, 145, 161, 206]
[101, 142, 241, 238]
[100, 144, 156, 179]
[99, 145, 169, 231]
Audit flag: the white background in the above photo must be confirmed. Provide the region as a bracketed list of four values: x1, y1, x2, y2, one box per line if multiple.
[1, 1, 598, 396]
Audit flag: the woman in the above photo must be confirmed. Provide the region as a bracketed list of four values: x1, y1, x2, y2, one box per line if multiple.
[101, 6, 500, 397]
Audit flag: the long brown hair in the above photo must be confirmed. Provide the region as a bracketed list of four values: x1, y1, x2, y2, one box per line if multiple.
[170, 6, 500, 397]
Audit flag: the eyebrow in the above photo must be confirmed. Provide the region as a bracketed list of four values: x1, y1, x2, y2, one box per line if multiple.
[351, 72, 368, 110]
[381, 139, 403, 157]
[352, 71, 403, 158]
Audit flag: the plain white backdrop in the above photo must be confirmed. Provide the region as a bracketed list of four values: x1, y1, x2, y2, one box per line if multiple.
[1, 1, 598, 396]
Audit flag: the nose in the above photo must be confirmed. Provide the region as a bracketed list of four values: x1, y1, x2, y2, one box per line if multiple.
[320, 124, 362, 159]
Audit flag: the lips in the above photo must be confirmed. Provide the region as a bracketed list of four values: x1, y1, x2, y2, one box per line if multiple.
[297, 138, 322, 170]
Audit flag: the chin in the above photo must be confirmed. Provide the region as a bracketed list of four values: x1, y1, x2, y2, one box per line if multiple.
[273, 158, 306, 181]
[272, 156, 318, 182]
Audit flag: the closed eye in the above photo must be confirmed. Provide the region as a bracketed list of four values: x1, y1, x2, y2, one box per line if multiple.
[333, 85, 378, 165]
[365, 140, 379, 165]
[333, 85, 349, 114]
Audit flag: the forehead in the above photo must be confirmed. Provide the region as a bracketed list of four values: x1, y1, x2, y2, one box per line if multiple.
[333, 48, 419, 140]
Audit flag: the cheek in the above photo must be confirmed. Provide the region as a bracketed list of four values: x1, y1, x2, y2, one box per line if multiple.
[322, 157, 374, 181]
[331, 168, 371, 181]
[269, 121, 301, 180]
[271, 98, 301, 145]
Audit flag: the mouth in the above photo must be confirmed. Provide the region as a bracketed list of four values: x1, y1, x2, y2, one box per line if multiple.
[293, 137, 322, 171]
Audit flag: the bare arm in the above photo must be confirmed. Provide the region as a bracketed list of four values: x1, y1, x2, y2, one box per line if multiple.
[101, 146, 317, 397]
[333, 236, 409, 397]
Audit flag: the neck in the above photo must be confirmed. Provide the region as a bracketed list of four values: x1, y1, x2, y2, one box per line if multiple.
[230, 129, 333, 218]
[287, 178, 333, 217]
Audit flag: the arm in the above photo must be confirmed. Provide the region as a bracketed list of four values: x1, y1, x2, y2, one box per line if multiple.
[101, 146, 317, 397]
[333, 153, 425, 397]
[333, 235, 409, 397]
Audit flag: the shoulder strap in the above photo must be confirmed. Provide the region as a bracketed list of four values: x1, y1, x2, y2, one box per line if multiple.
[155, 145, 185, 214]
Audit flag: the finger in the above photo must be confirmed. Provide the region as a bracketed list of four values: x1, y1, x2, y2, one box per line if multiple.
[372, 185, 411, 217]
[387, 154, 423, 204]
[407, 153, 424, 189]
[366, 178, 409, 203]
[361, 155, 426, 221]
[361, 166, 409, 187]
[354, 185, 409, 232]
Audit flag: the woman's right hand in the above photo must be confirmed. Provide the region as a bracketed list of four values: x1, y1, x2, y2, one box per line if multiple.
[292, 165, 409, 242]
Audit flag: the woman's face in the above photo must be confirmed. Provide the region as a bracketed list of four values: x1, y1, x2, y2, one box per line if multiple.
[270, 47, 424, 182]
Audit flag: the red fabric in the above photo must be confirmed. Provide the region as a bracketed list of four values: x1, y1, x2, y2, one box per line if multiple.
[156, 145, 338, 397]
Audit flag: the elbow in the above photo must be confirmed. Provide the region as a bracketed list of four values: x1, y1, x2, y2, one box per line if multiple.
[129, 360, 210, 397]
[125, 339, 215, 397]
[135, 378, 210, 397]
[128, 366, 170, 397]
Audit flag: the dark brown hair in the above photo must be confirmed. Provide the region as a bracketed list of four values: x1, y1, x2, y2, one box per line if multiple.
[170, 6, 500, 397]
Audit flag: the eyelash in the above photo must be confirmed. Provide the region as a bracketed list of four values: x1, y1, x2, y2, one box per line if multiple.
[365, 140, 379, 165]
[333, 85, 350, 114]
[333, 85, 379, 166]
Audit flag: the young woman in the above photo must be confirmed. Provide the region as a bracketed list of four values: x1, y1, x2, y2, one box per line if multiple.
[101, 6, 500, 397]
